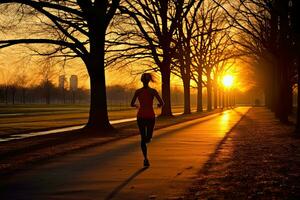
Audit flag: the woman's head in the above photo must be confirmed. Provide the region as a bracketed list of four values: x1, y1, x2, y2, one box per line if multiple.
[141, 73, 153, 85]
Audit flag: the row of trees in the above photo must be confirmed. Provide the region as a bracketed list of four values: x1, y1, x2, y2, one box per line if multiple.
[0, 82, 150, 106]
[0, 81, 201, 108]
[221, 0, 300, 132]
[0, 1, 260, 131]
[0, 81, 89, 104]
[108, 0, 238, 115]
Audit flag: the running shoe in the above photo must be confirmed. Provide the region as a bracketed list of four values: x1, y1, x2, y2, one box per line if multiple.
[144, 159, 150, 167]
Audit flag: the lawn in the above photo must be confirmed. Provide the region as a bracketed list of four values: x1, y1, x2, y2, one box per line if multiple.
[0, 104, 193, 137]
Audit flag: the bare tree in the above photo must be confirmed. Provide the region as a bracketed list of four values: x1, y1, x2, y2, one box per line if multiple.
[37, 58, 58, 104]
[0, 67, 14, 104]
[0, 0, 120, 131]
[117, 0, 199, 116]
[216, 0, 295, 123]
[190, 0, 232, 111]
[212, 59, 236, 108]
[171, 0, 203, 114]
[292, 0, 300, 133]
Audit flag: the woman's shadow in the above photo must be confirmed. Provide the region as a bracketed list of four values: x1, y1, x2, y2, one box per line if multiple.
[105, 167, 149, 200]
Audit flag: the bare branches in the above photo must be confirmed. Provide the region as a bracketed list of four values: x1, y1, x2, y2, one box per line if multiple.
[0, 0, 122, 67]
[0, 0, 84, 17]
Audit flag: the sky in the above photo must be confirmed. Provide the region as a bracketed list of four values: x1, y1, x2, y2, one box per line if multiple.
[0, 44, 195, 91]
[0, 45, 254, 94]
[0, 2, 257, 94]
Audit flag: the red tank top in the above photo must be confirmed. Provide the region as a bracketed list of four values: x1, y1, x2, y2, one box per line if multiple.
[137, 88, 155, 119]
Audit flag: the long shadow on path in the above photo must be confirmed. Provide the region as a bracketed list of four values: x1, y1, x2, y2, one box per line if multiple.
[105, 167, 148, 200]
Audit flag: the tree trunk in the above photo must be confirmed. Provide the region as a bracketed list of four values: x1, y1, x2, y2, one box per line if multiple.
[46, 86, 50, 104]
[287, 84, 293, 114]
[5, 87, 8, 104]
[273, 64, 280, 115]
[86, 68, 113, 131]
[213, 82, 218, 109]
[296, 55, 300, 132]
[63, 89, 66, 104]
[197, 69, 203, 112]
[22, 88, 26, 104]
[294, 0, 300, 133]
[276, 49, 289, 122]
[85, 28, 113, 132]
[277, 0, 290, 123]
[12, 88, 16, 105]
[278, 67, 289, 122]
[264, 63, 274, 109]
[207, 75, 212, 111]
[265, 87, 271, 109]
[219, 87, 222, 109]
[269, 1, 279, 113]
[160, 67, 172, 116]
[297, 87, 300, 132]
[183, 77, 191, 114]
[222, 88, 225, 108]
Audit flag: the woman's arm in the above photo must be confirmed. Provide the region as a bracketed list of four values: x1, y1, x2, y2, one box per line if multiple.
[154, 90, 164, 108]
[130, 90, 138, 107]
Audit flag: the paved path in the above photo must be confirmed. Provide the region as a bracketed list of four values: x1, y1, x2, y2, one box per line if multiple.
[0, 107, 250, 200]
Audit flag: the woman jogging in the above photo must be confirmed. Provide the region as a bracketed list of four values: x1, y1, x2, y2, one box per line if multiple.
[131, 73, 164, 167]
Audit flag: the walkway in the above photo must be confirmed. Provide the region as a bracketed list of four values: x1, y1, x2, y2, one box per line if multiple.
[1, 107, 250, 200]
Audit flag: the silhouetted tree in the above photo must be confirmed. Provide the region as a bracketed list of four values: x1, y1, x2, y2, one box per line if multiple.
[291, 0, 300, 133]
[190, 0, 233, 111]
[0, 0, 120, 131]
[117, 0, 200, 116]
[172, 1, 203, 114]
[216, 0, 295, 123]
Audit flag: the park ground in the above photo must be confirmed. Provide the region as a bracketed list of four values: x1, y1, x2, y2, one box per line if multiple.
[0, 104, 190, 137]
[1, 107, 300, 199]
[186, 107, 300, 199]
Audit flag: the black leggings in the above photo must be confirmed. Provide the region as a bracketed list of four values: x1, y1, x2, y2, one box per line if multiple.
[137, 118, 155, 159]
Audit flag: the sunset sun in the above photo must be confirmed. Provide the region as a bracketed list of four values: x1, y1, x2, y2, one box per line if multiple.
[222, 75, 234, 88]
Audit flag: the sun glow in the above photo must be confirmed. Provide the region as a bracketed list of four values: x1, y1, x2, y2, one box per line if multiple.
[222, 75, 234, 88]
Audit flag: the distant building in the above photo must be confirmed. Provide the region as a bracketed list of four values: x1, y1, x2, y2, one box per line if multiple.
[58, 75, 65, 89]
[70, 75, 78, 91]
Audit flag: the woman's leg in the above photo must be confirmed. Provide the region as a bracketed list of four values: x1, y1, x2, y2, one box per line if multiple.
[145, 118, 155, 143]
[137, 118, 148, 160]
[141, 141, 147, 159]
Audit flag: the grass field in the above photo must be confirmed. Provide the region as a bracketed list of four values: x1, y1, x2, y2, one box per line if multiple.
[0, 104, 134, 115]
[0, 104, 192, 137]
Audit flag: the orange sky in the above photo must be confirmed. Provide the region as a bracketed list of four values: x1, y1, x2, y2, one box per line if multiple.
[0, 48, 254, 94]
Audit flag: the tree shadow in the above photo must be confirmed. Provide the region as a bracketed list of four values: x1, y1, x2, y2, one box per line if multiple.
[197, 108, 250, 174]
[105, 167, 148, 200]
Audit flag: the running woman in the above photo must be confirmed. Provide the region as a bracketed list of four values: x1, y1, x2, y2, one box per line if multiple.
[131, 73, 164, 167]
